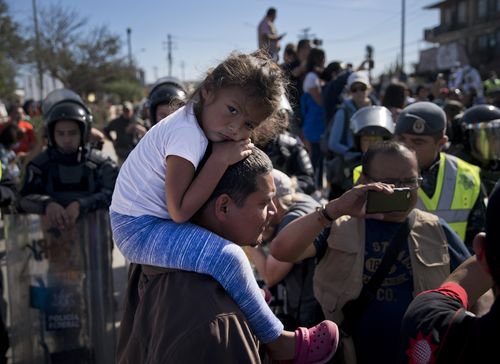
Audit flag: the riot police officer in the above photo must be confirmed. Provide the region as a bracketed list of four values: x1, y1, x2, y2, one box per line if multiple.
[329, 105, 394, 199]
[349, 105, 395, 185]
[19, 89, 119, 229]
[460, 104, 500, 194]
[148, 76, 187, 127]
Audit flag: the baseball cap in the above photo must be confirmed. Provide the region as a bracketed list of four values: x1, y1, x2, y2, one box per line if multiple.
[347, 72, 370, 89]
[395, 101, 446, 136]
[272, 169, 293, 198]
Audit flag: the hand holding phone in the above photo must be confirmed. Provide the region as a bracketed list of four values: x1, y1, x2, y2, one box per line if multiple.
[366, 188, 412, 214]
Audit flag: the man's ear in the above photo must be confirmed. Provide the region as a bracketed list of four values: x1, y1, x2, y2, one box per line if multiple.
[214, 194, 231, 221]
[473, 232, 491, 274]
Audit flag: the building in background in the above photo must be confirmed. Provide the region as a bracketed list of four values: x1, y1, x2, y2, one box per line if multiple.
[417, 0, 500, 75]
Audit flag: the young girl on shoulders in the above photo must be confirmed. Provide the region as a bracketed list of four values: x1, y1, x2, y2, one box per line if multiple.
[110, 50, 338, 363]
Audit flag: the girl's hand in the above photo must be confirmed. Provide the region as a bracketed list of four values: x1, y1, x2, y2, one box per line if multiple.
[212, 138, 254, 166]
[325, 183, 394, 220]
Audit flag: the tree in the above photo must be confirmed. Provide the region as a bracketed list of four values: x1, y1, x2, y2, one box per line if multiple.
[0, 0, 27, 103]
[28, 3, 141, 99]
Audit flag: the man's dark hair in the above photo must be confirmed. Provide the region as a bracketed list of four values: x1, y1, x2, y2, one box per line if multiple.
[0, 124, 21, 149]
[267, 7, 277, 17]
[297, 39, 310, 52]
[361, 140, 415, 178]
[209, 147, 273, 207]
[382, 82, 407, 109]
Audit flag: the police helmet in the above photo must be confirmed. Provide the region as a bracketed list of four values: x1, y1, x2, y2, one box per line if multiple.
[461, 104, 500, 163]
[148, 76, 187, 125]
[350, 106, 394, 138]
[42, 89, 93, 148]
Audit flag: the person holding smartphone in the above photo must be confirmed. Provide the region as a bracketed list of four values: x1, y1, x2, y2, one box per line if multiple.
[270, 141, 474, 364]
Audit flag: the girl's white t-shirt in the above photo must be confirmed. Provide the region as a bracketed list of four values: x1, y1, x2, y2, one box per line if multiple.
[110, 104, 208, 219]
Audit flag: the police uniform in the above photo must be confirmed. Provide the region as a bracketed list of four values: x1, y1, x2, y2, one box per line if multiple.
[18, 89, 118, 216]
[19, 147, 118, 215]
[396, 102, 486, 250]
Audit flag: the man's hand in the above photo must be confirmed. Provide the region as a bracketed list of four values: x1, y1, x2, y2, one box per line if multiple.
[125, 123, 147, 138]
[326, 183, 394, 220]
[65, 201, 81, 227]
[45, 202, 70, 231]
[212, 139, 254, 166]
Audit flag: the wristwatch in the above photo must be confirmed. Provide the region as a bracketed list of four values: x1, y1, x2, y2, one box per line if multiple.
[316, 204, 334, 222]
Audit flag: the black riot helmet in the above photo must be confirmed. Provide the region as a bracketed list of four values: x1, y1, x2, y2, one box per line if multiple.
[148, 76, 187, 125]
[461, 104, 500, 164]
[42, 89, 93, 148]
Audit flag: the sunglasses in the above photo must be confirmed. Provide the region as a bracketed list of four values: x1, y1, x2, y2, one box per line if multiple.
[351, 85, 367, 93]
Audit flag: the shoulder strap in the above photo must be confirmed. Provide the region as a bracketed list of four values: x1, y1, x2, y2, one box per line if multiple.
[341, 210, 416, 335]
[339, 105, 351, 146]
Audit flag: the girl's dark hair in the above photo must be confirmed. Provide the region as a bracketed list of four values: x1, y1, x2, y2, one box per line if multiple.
[190, 50, 287, 145]
[305, 48, 325, 73]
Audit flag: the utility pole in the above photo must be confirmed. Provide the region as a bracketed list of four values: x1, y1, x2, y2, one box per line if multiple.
[127, 27, 133, 67]
[180, 61, 185, 81]
[365, 45, 374, 84]
[298, 27, 312, 40]
[164, 34, 173, 77]
[401, 0, 406, 75]
[153, 66, 158, 81]
[32, 0, 43, 98]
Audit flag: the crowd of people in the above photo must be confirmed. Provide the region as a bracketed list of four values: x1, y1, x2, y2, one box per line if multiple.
[0, 8, 499, 363]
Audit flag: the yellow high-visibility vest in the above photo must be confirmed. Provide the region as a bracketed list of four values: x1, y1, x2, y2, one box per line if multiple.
[353, 165, 361, 184]
[417, 153, 481, 241]
[352, 153, 480, 240]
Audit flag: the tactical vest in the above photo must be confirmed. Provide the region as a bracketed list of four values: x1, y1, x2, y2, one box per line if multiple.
[32, 149, 101, 207]
[313, 209, 450, 324]
[417, 153, 481, 241]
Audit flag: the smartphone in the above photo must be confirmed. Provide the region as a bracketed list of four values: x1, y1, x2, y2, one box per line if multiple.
[366, 188, 412, 214]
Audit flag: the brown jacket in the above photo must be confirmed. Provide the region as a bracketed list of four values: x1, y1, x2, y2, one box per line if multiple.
[117, 264, 264, 364]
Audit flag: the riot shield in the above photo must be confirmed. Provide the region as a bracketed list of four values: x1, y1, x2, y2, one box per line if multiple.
[4, 209, 115, 364]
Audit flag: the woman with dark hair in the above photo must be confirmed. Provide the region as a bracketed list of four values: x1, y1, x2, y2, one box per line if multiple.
[301, 47, 326, 191]
[382, 81, 408, 122]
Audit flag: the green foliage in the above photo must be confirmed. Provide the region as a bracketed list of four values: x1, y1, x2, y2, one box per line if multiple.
[27, 2, 142, 101]
[103, 78, 144, 104]
[0, 0, 26, 102]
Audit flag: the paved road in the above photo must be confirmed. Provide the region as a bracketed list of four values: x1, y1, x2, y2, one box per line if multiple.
[101, 140, 128, 325]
